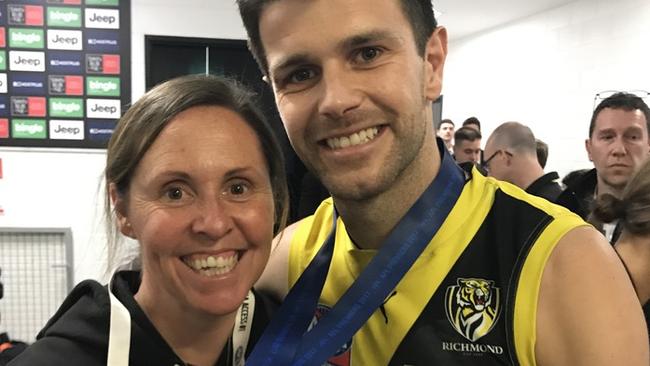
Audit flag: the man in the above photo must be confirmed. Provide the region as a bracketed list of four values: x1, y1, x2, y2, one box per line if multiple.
[483, 122, 563, 202]
[536, 138, 549, 168]
[557, 92, 650, 242]
[462, 116, 481, 132]
[237, 0, 648, 364]
[452, 126, 482, 164]
[437, 118, 454, 154]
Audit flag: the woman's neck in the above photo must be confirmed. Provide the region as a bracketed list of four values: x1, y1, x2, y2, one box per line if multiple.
[135, 284, 237, 366]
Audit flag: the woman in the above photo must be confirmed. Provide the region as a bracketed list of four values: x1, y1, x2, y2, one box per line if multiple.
[10, 75, 288, 366]
[592, 158, 650, 338]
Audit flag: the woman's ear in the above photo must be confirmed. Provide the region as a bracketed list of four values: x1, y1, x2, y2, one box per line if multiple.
[109, 183, 136, 239]
[423, 26, 448, 101]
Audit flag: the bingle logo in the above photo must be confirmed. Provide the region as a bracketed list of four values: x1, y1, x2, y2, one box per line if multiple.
[87, 76, 119, 97]
[10, 51, 45, 72]
[50, 119, 84, 140]
[9, 29, 44, 49]
[12, 119, 47, 139]
[48, 7, 82, 28]
[49, 97, 83, 118]
[85, 8, 119, 29]
[48, 51, 82, 73]
[86, 98, 120, 119]
[47, 30, 82, 51]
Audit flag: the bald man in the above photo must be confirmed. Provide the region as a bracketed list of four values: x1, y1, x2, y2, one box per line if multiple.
[483, 122, 562, 202]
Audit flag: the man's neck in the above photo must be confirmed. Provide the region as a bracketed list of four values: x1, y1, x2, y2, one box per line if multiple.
[515, 158, 546, 191]
[334, 139, 441, 250]
[595, 179, 624, 199]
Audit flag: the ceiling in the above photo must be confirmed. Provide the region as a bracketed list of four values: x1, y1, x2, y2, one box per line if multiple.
[433, 0, 576, 40]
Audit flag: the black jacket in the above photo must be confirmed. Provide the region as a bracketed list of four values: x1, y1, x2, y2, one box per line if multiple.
[526, 171, 563, 203]
[8, 271, 275, 366]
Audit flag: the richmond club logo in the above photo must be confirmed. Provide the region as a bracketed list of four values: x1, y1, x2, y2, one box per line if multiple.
[445, 278, 501, 342]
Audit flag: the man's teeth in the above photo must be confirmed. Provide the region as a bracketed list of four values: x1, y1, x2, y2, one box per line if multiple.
[326, 127, 379, 150]
[185, 254, 238, 276]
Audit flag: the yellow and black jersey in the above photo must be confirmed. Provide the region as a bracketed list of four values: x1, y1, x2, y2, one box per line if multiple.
[288, 168, 586, 366]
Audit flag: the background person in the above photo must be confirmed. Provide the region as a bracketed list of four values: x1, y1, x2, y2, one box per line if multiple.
[592, 158, 650, 339]
[557, 91, 650, 242]
[437, 118, 455, 154]
[483, 122, 563, 202]
[238, 0, 649, 364]
[9, 75, 288, 366]
[452, 126, 482, 164]
[462, 116, 481, 132]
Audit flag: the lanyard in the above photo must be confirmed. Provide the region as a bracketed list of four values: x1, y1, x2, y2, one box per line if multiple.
[247, 148, 465, 366]
[106, 278, 255, 366]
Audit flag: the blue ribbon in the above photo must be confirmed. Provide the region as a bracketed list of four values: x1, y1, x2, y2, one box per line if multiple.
[247, 146, 465, 366]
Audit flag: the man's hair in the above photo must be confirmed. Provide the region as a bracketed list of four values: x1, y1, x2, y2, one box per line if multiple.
[237, 0, 438, 76]
[454, 126, 481, 144]
[535, 139, 549, 169]
[438, 118, 454, 128]
[593, 158, 650, 235]
[488, 122, 537, 156]
[462, 116, 481, 131]
[589, 92, 650, 137]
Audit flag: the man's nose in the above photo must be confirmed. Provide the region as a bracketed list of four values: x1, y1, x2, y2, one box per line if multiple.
[317, 66, 362, 120]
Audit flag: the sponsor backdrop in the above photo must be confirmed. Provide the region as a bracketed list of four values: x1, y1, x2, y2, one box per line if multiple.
[0, 0, 130, 148]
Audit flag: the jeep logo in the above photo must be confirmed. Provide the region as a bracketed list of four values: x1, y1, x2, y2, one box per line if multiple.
[90, 104, 117, 114]
[52, 35, 78, 45]
[14, 56, 41, 66]
[54, 125, 80, 134]
[89, 14, 116, 24]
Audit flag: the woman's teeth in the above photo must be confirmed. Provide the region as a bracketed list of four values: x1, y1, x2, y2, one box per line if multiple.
[184, 254, 238, 276]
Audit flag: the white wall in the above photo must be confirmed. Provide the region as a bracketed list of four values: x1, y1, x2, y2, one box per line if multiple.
[2, 0, 649, 283]
[442, 0, 650, 177]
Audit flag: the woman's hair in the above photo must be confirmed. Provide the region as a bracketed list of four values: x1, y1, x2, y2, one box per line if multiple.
[593, 159, 650, 236]
[104, 74, 289, 269]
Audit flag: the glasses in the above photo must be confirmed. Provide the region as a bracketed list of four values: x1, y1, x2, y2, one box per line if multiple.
[593, 90, 649, 109]
[481, 150, 512, 171]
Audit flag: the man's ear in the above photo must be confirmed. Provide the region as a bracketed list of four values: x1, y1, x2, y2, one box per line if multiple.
[424, 26, 448, 101]
[585, 138, 593, 162]
[109, 183, 136, 239]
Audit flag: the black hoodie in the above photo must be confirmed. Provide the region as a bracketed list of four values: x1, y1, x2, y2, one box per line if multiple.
[8, 271, 275, 366]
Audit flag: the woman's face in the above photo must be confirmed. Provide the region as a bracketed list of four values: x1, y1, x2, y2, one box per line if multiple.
[116, 105, 275, 317]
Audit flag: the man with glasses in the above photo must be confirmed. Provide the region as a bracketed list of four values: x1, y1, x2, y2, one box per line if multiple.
[557, 91, 650, 242]
[483, 122, 563, 202]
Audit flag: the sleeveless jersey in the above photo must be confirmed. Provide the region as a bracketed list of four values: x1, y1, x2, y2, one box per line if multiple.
[288, 168, 587, 366]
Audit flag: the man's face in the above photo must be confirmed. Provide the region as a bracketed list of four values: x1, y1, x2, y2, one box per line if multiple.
[437, 122, 454, 142]
[586, 107, 650, 194]
[454, 139, 481, 164]
[259, 0, 447, 201]
[482, 141, 509, 182]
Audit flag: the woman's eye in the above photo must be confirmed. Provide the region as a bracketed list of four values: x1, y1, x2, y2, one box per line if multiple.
[229, 183, 249, 196]
[166, 187, 183, 200]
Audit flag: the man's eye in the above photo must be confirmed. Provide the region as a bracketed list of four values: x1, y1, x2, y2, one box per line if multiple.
[356, 47, 382, 63]
[289, 69, 315, 83]
[166, 187, 183, 200]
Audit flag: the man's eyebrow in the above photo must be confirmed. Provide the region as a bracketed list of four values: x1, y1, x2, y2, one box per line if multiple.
[270, 30, 401, 76]
[339, 30, 400, 51]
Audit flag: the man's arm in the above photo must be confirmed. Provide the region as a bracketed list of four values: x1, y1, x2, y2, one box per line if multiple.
[536, 226, 649, 365]
[254, 221, 299, 302]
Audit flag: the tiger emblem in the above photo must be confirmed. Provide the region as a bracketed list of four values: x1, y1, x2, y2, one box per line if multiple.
[445, 278, 501, 342]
